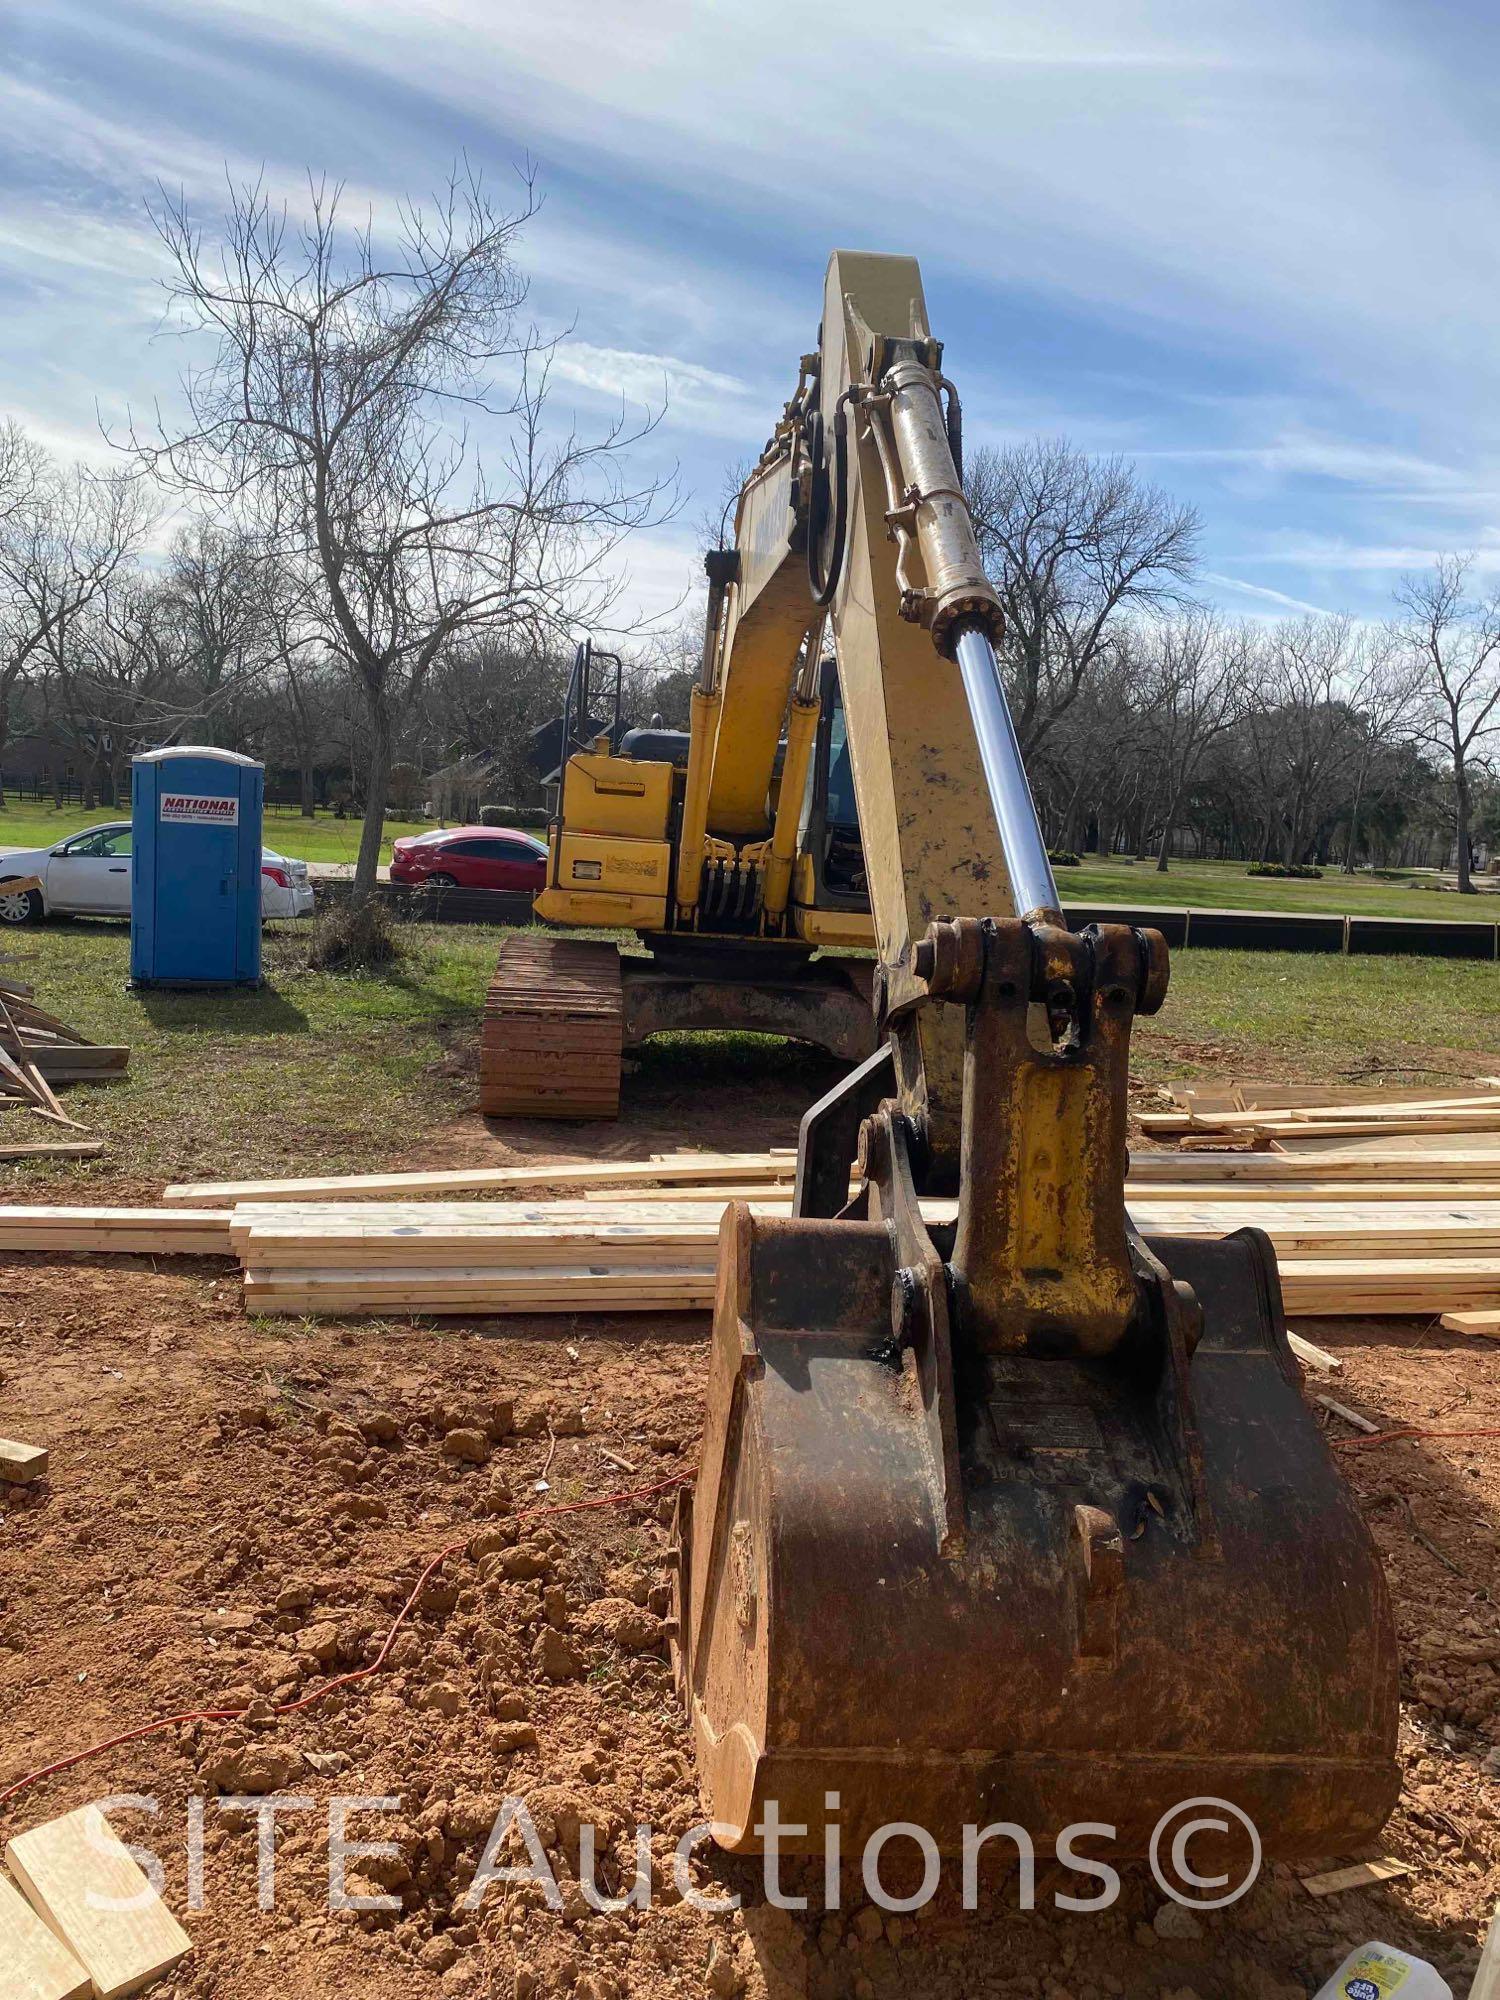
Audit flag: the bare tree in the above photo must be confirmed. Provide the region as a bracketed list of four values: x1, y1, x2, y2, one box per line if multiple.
[52, 572, 185, 804]
[156, 519, 274, 745]
[0, 449, 150, 807]
[260, 570, 339, 817]
[965, 437, 1198, 754]
[1133, 610, 1250, 871]
[1393, 556, 1500, 892]
[1338, 634, 1422, 872]
[128, 166, 667, 900]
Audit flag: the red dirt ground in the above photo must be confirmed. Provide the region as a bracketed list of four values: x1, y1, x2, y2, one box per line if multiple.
[2, 1082, 1497, 1999]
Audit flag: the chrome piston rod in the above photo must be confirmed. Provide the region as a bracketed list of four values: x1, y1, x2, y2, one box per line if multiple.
[952, 621, 1063, 925]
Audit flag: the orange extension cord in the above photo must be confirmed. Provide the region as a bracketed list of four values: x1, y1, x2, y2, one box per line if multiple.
[0, 1472, 692, 1814]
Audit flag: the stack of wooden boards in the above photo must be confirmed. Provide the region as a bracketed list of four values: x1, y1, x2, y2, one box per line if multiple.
[0, 944, 123, 1160]
[112, 1121, 1500, 1324]
[1136, 1076, 1500, 1334]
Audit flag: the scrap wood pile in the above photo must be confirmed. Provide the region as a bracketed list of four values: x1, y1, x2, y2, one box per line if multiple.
[1140, 1075, 1500, 1143]
[0, 937, 122, 1160]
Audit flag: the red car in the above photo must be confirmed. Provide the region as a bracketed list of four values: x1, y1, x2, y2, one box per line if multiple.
[389, 826, 548, 893]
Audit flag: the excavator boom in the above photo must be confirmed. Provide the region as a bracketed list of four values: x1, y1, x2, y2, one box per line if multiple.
[670, 251, 1399, 1863]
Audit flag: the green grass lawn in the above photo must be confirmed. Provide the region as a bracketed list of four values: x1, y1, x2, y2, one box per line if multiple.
[2, 918, 1495, 1196]
[0, 802, 446, 865]
[6, 803, 1494, 915]
[1135, 948, 1500, 1084]
[1063, 853, 1500, 920]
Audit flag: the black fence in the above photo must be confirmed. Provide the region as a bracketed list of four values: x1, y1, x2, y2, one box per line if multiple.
[312, 881, 1500, 961]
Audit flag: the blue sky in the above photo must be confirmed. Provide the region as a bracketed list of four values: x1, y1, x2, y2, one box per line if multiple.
[4, 0, 1499, 629]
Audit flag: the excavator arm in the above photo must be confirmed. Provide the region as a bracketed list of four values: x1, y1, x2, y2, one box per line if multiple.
[672, 252, 1399, 1865]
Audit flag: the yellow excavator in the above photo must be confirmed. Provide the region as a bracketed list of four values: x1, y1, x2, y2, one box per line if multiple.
[498, 252, 1400, 1860]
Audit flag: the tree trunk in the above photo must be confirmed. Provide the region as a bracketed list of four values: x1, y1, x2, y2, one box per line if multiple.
[1155, 807, 1175, 872]
[1343, 764, 1367, 873]
[352, 694, 392, 905]
[299, 750, 317, 818]
[1454, 765, 1473, 893]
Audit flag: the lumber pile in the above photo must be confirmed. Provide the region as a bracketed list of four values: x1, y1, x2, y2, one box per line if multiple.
[225, 1183, 1500, 1319]
[0, 949, 123, 1155]
[0, 1207, 233, 1256]
[1143, 1076, 1500, 1143]
[25, 1120, 1500, 1323]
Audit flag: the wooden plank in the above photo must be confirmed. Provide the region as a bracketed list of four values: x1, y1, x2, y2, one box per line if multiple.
[1286, 1331, 1341, 1373]
[1129, 1148, 1500, 1181]
[1299, 1856, 1412, 1898]
[1144, 1096, 1500, 1134]
[164, 1151, 795, 1206]
[3, 1046, 128, 1080]
[0, 1871, 90, 2000]
[1272, 1136, 1500, 1168]
[0, 1207, 232, 1256]
[6, 1806, 192, 2000]
[0, 1208, 231, 1228]
[1168, 1088, 1500, 1120]
[1143, 1108, 1500, 1140]
[1439, 1310, 1500, 1338]
[1469, 1903, 1500, 2000]
[0, 1440, 48, 1484]
[0, 1139, 101, 1162]
[1315, 1395, 1380, 1434]
[0, 1232, 234, 1255]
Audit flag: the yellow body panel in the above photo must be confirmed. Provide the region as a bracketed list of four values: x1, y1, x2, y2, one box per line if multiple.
[792, 907, 875, 948]
[534, 828, 670, 929]
[561, 753, 673, 841]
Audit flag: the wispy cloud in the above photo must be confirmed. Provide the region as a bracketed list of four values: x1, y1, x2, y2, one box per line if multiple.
[6, 0, 1500, 626]
[1199, 570, 1334, 616]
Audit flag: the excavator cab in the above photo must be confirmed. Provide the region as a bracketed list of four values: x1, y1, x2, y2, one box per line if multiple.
[670, 251, 1399, 1863]
[788, 659, 870, 938]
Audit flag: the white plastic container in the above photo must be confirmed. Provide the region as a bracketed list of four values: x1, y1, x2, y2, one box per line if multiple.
[1313, 1942, 1452, 2000]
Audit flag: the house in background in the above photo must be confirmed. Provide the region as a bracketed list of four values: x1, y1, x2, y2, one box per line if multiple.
[0, 727, 86, 805]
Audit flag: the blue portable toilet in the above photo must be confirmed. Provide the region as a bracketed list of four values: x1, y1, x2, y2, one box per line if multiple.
[131, 746, 264, 987]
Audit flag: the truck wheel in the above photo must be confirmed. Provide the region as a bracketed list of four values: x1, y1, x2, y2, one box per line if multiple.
[0, 884, 43, 925]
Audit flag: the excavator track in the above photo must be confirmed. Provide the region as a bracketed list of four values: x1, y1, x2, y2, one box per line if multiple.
[479, 935, 623, 1120]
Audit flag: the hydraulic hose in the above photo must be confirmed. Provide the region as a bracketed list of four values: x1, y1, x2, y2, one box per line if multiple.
[806, 396, 852, 609]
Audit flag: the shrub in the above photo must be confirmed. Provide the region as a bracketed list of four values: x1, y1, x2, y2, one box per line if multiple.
[1046, 850, 1082, 868]
[478, 803, 549, 828]
[1246, 861, 1323, 879]
[307, 894, 403, 971]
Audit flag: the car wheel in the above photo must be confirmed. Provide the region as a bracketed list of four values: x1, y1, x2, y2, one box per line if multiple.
[424, 872, 459, 888]
[0, 885, 43, 925]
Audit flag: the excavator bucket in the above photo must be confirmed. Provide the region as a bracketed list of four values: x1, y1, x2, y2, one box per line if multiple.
[671, 920, 1400, 1860]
